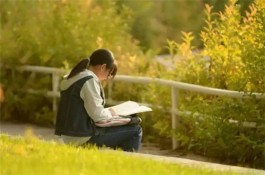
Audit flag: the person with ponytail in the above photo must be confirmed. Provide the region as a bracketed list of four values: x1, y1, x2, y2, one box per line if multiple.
[55, 49, 142, 152]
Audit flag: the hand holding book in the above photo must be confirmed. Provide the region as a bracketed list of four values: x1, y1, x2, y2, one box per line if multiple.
[96, 101, 152, 127]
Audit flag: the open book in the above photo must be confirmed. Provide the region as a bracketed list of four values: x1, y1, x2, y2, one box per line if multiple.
[110, 101, 152, 116]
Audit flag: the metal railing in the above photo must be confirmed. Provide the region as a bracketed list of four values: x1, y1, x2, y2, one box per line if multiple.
[14, 65, 265, 149]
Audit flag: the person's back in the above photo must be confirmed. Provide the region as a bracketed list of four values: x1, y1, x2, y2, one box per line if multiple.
[55, 76, 94, 137]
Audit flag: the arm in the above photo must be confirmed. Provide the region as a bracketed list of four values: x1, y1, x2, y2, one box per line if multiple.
[80, 79, 112, 122]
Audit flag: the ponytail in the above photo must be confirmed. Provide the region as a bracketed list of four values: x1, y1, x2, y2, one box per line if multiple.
[67, 58, 89, 79]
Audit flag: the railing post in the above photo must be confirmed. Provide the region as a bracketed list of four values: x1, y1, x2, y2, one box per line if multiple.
[52, 74, 59, 124]
[171, 87, 179, 150]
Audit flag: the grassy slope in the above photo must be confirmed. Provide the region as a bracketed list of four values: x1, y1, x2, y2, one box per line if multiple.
[0, 134, 258, 175]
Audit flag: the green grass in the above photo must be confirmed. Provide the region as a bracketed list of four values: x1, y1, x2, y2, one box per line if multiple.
[0, 132, 260, 175]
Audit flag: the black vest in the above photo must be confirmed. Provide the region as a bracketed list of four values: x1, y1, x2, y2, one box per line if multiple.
[55, 76, 95, 137]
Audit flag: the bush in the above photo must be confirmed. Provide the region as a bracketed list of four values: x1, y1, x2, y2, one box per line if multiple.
[150, 0, 265, 168]
[0, 0, 144, 68]
[0, 0, 149, 124]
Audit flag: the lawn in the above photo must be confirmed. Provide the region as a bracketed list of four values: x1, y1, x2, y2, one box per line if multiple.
[0, 131, 260, 175]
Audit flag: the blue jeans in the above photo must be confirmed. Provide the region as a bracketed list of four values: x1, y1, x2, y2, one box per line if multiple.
[88, 124, 142, 152]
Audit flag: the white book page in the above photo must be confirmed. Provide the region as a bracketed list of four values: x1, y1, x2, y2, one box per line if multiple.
[110, 101, 152, 116]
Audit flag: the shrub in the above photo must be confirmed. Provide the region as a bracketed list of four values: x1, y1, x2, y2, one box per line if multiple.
[151, 0, 265, 168]
[0, 0, 149, 124]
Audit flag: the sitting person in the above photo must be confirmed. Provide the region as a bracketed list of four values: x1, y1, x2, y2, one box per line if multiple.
[55, 49, 142, 152]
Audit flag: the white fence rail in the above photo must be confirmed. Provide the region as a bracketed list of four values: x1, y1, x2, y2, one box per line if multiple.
[14, 65, 265, 149]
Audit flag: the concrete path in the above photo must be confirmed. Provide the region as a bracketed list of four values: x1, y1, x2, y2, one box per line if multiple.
[0, 121, 264, 174]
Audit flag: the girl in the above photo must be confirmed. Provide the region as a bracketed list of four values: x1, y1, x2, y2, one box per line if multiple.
[55, 49, 142, 152]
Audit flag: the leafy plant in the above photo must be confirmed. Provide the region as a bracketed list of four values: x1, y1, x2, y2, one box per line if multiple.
[158, 0, 265, 168]
[0, 0, 148, 124]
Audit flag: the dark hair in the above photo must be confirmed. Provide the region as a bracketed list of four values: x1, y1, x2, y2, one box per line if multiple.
[67, 58, 89, 79]
[67, 49, 117, 79]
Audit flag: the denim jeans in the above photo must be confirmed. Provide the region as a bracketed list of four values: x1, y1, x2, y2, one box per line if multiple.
[88, 124, 142, 152]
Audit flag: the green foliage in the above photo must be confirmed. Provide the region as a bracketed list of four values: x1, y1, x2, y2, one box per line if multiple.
[0, 0, 142, 68]
[117, 0, 205, 52]
[154, 0, 265, 169]
[0, 0, 148, 124]
[200, 0, 265, 91]
[116, 0, 254, 53]
[0, 69, 54, 125]
[0, 134, 247, 175]
[177, 96, 265, 168]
